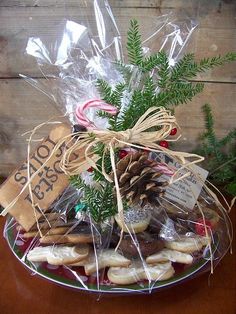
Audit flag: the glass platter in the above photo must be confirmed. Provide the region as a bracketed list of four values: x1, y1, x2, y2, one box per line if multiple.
[5, 217, 214, 294]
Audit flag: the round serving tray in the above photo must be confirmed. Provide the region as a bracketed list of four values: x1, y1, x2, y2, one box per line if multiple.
[5, 217, 214, 294]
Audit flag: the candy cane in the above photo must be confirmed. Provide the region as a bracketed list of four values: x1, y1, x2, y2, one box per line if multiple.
[153, 163, 175, 176]
[75, 99, 118, 129]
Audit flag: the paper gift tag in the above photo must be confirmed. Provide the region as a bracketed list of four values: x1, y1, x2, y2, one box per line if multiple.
[0, 124, 73, 231]
[151, 152, 209, 209]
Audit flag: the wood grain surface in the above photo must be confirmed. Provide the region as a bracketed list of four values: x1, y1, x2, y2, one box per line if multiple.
[0, 2, 235, 313]
[0, 0, 236, 175]
[0, 201, 235, 314]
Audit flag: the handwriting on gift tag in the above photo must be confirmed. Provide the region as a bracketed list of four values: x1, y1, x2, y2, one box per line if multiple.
[150, 152, 209, 209]
[0, 124, 73, 230]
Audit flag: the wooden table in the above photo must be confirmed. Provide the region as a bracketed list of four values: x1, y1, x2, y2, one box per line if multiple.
[0, 1, 235, 313]
[0, 205, 235, 314]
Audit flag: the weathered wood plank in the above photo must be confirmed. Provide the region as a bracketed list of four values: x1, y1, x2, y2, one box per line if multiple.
[198, 0, 236, 29]
[0, 1, 236, 82]
[174, 81, 236, 152]
[0, 0, 198, 9]
[0, 79, 61, 175]
[0, 78, 235, 175]
[194, 28, 236, 82]
[0, 0, 235, 29]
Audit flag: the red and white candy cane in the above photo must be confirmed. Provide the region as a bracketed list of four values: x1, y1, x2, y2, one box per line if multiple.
[75, 99, 118, 129]
[153, 163, 175, 176]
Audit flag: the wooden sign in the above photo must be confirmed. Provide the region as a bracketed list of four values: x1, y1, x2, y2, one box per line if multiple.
[0, 124, 72, 231]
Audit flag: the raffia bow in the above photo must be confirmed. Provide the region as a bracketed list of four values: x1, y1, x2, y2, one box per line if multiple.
[60, 106, 204, 177]
[60, 107, 205, 243]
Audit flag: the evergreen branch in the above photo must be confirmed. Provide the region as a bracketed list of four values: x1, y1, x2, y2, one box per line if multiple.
[201, 104, 216, 143]
[152, 82, 204, 108]
[71, 20, 236, 220]
[219, 129, 236, 147]
[164, 82, 204, 106]
[171, 52, 236, 81]
[198, 52, 236, 71]
[200, 104, 225, 163]
[92, 143, 116, 182]
[226, 182, 236, 196]
[96, 79, 112, 102]
[115, 60, 133, 83]
[141, 51, 167, 72]
[127, 19, 143, 66]
[157, 52, 170, 89]
[195, 103, 236, 196]
[116, 82, 204, 130]
[70, 175, 117, 222]
[142, 76, 156, 106]
[69, 175, 85, 190]
[97, 79, 126, 110]
[210, 156, 236, 175]
[97, 80, 126, 130]
[82, 182, 117, 222]
[170, 53, 195, 81]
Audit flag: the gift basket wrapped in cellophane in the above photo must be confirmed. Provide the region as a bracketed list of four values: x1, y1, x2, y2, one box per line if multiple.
[0, 0, 235, 295]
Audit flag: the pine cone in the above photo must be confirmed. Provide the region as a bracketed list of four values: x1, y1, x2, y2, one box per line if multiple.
[112, 152, 167, 206]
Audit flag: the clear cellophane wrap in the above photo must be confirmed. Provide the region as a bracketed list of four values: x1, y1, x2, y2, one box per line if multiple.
[3, 0, 232, 295]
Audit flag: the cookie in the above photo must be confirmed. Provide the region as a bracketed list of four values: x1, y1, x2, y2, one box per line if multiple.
[115, 207, 151, 233]
[69, 258, 90, 267]
[107, 261, 174, 285]
[22, 226, 70, 238]
[119, 233, 164, 258]
[79, 249, 131, 275]
[85, 250, 131, 275]
[164, 236, 211, 253]
[27, 244, 89, 265]
[39, 233, 93, 244]
[146, 248, 193, 264]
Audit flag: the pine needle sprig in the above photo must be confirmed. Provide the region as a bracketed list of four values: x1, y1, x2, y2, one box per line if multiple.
[200, 104, 224, 162]
[170, 53, 195, 81]
[195, 104, 236, 196]
[92, 143, 118, 182]
[97, 79, 126, 109]
[97, 79, 126, 130]
[83, 183, 117, 222]
[219, 129, 236, 147]
[141, 51, 167, 73]
[156, 52, 170, 89]
[115, 60, 133, 83]
[69, 175, 85, 191]
[96, 79, 112, 101]
[117, 81, 204, 130]
[69, 175, 117, 222]
[198, 53, 236, 71]
[163, 82, 204, 106]
[127, 19, 143, 66]
[170, 52, 236, 81]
